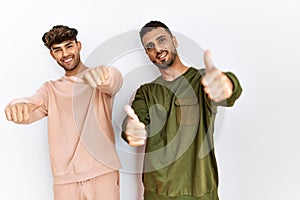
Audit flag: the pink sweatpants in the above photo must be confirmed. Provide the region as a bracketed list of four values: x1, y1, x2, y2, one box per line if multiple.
[53, 171, 120, 200]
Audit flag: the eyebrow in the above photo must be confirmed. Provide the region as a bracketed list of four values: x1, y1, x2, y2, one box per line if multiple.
[156, 35, 166, 41]
[64, 42, 74, 46]
[51, 46, 61, 51]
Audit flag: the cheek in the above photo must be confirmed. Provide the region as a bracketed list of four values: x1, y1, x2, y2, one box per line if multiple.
[73, 50, 80, 57]
[148, 54, 156, 62]
[146, 51, 156, 60]
[52, 54, 62, 61]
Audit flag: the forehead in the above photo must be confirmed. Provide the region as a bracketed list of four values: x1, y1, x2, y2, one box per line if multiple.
[51, 40, 76, 49]
[142, 27, 171, 44]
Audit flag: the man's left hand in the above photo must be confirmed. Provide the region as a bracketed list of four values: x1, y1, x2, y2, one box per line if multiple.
[201, 50, 233, 102]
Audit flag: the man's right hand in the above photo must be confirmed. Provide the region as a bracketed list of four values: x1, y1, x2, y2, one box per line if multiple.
[5, 103, 40, 123]
[124, 105, 147, 146]
[83, 65, 110, 88]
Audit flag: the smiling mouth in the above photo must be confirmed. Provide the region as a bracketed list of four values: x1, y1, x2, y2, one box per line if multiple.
[157, 51, 168, 61]
[63, 57, 73, 63]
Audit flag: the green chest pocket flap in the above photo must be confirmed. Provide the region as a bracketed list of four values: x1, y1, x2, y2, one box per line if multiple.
[175, 98, 199, 126]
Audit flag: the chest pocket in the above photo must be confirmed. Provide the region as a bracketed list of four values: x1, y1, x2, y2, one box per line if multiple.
[175, 98, 199, 126]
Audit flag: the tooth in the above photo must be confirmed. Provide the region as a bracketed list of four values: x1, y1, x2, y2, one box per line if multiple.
[64, 58, 72, 62]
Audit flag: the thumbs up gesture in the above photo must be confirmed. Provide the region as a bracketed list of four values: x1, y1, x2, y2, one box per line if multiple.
[124, 105, 147, 146]
[201, 50, 233, 102]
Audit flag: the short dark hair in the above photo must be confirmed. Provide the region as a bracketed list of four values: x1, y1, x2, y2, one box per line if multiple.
[42, 25, 78, 49]
[139, 21, 173, 41]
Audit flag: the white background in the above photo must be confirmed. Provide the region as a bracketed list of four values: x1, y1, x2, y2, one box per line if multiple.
[1, 0, 300, 199]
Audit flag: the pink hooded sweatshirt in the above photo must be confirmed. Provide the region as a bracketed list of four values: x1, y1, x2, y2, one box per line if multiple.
[8, 67, 122, 184]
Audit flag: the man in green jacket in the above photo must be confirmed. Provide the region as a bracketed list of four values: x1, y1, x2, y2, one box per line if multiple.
[123, 21, 242, 200]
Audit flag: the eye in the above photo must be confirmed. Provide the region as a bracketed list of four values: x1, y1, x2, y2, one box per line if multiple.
[158, 37, 166, 43]
[52, 49, 61, 53]
[146, 43, 155, 51]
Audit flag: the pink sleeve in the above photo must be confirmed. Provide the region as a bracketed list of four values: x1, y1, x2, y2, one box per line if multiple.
[97, 67, 123, 96]
[7, 83, 48, 124]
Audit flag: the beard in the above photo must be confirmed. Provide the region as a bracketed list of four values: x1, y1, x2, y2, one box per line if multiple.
[153, 49, 177, 70]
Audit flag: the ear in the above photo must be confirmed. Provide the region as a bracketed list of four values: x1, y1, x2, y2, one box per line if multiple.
[50, 50, 56, 59]
[172, 36, 178, 48]
[77, 41, 82, 51]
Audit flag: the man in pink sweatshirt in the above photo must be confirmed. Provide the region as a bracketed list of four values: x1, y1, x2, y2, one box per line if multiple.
[4, 25, 122, 200]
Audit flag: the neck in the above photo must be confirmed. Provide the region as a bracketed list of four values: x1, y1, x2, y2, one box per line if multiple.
[159, 57, 189, 81]
[65, 61, 88, 76]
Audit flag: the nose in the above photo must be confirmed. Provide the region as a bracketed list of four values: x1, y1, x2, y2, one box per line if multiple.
[154, 44, 164, 53]
[62, 48, 69, 57]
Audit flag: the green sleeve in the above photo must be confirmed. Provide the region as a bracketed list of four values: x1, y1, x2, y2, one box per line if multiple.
[131, 86, 150, 126]
[222, 71, 243, 107]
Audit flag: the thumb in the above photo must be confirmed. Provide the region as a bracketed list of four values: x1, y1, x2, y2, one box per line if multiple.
[28, 101, 43, 112]
[22, 102, 43, 122]
[204, 50, 214, 71]
[124, 105, 139, 121]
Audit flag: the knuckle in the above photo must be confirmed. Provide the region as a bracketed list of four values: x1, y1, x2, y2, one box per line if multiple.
[5, 107, 10, 113]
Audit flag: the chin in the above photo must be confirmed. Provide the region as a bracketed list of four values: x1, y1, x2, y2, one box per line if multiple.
[155, 64, 171, 70]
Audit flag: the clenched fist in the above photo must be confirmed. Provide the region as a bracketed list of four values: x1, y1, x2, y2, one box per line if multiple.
[5, 103, 40, 123]
[84, 65, 110, 88]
